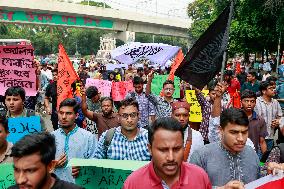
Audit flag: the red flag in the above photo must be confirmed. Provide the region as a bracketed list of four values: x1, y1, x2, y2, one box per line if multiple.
[57, 44, 79, 109]
[168, 49, 184, 81]
[256, 177, 284, 189]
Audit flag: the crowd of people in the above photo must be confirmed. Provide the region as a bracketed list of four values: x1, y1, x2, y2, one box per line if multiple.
[0, 55, 284, 189]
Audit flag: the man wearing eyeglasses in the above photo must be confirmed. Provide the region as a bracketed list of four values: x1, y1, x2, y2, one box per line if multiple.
[146, 71, 175, 119]
[94, 98, 151, 160]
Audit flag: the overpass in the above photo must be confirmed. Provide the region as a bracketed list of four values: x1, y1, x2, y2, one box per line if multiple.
[0, 0, 190, 41]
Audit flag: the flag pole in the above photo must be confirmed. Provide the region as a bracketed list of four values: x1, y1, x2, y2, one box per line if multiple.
[220, 0, 234, 82]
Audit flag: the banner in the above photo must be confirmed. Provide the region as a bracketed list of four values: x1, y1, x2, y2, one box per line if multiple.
[86, 79, 112, 97]
[111, 43, 180, 66]
[168, 49, 184, 81]
[57, 44, 79, 109]
[69, 159, 149, 189]
[175, 1, 234, 89]
[151, 75, 180, 98]
[185, 90, 209, 122]
[0, 45, 36, 96]
[245, 174, 284, 189]
[0, 163, 15, 189]
[6, 116, 41, 144]
[111, 81, 134, 101]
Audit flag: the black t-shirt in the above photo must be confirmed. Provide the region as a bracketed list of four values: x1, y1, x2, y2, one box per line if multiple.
[45, 81, 57, 112]
[8, 174, 83, 189]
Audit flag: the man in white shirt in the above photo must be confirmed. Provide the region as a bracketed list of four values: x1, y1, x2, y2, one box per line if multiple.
[41, 62, 53, 81]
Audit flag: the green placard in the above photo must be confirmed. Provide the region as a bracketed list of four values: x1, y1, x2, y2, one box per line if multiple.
[69, 159, 149, 189]
[151, 74, 180, 98]
[0, 163, 15, 189]
[0, 9, 113, 29]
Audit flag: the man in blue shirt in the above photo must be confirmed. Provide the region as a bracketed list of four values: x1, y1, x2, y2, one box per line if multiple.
[52, 98, 97, 183]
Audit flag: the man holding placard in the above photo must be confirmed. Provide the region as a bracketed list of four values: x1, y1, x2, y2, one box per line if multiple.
[123, 117, 211, 189]
[146, 71, 175, 119]
[95, 98, 150, 160]
[52, 98, 97, 183]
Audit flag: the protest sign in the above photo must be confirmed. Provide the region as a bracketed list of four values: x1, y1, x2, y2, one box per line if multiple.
[0, 45, 36, 96]
[86, 79, 112, 97]
[111, 81, 134, 101]
[111, 42, 180, 65]
[185, 90, 209, 122]
[0, 163, 15, 189]
[57, 44, 79, 109]
[245, 174, 284, 189]
[151, 75, 180, 98]
[69, 159, 149, 189]
[175, 1, 234, 89]
[7, 116, 41, 144]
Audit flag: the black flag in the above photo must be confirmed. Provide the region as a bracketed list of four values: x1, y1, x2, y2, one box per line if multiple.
[175, 1, 234, 89]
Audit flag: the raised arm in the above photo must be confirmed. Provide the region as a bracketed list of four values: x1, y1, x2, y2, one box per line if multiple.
[146, 71, 154, 96]
[81, 87, 95, 120]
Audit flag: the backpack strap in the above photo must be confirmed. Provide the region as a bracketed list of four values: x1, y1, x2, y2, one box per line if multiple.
[103, 128, 116, 157]
[183, 127, 193, 161]
[26, 109, 35, 117]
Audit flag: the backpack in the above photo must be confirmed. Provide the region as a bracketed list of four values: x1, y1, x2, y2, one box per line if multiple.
[103, 128, 116, 157]
[261, 143, 284, 163]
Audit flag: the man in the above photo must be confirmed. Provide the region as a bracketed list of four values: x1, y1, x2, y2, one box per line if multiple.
[241, 71, 260, 93]
[123, 117, 211, 189]
[237, 66, 247, 86]
[190, 108, 260, 188]
[255, 80, 284, 151]
[41, 61, 53, 81]
[136, 67, 147, 83]
[8, 132, 82, 189]
[171, 101, 204, 160]
[241, 90, 267, 155]
[224, 70, 241, 96]
[126, 76, 155, 128]
[85, 86, 101, 112]
[95, 98, 150, 160]
[45, 69, 58, 131]
[0, 116, 12, 164]
[82, 87, 120, 138]
[5, 86, 46, 131]
[146, 71, 175, 118]
[52, 98, 97, 183]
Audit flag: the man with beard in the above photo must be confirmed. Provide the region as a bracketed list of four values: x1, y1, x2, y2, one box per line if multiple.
[241, 71, 260, 93]
[52, 98, 97, 183]
[8, 132, 82, 189]
[95, 98, 150, 160]
[81, 88, 120, 138]
[123, 117, 211, 189]
[126, 76, 155, 128]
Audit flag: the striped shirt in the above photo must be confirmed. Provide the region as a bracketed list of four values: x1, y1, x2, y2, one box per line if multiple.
[95, 127, 151, 161]
[254, 96, 283, 139]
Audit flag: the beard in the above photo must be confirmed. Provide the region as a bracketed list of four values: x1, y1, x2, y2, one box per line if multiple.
[102, 110, 112, 116]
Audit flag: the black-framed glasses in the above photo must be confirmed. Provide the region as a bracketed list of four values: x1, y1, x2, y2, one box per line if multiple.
[120, 112, 138, 119]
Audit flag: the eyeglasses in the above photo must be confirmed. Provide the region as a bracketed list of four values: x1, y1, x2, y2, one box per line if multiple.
[120, 112, 138, 119]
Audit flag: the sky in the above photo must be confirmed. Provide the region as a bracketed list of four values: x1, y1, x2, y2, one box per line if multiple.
[71, 0, 194, 19]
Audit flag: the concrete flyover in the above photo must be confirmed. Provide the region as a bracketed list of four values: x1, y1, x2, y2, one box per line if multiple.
[0, 0, 190, 38]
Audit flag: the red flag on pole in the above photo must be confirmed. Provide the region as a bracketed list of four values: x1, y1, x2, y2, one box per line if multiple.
[57, 44, 79, 109]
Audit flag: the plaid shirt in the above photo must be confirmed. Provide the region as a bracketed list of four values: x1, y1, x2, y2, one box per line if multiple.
[95, 127, 151, 161]
[147, 94, 173, 119]
[126, 92, 155, 128]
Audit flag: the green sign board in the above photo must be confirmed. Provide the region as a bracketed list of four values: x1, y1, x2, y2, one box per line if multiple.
[69, 159, 149, 189]
[151, 74, 180, 98]
[0, 163, 15, 189]
[0, 9, 113, 29]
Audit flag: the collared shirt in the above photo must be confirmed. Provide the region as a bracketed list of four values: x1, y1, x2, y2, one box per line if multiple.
[8, 173, 83, 189]
[254, 96, 283, 138]
[241, 80, 260, 93]
[95, 127, 151, 161]
[248, 111, 268, 153]
[52, 126, 97, 183]
[0, 142, 13, 164]
[190, 142, 260, 187]
[147, 94, 173, 119]
[126, 92, 155, 128]
[91, 112, 120, 138]
[123, 161, 212, 189]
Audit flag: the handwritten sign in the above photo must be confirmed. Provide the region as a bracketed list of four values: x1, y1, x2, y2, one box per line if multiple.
[185, 90, 209, 122]
[0, 9, 113, 29]
[69, 159, 149, 189]
[0, 45, 36, 96]
[86, 79, 112, 97]
[0, 163, 15, 189]
[7, 116, 41, 144]
[111, 81, 134, 101]
[151, 75, 180, 98]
